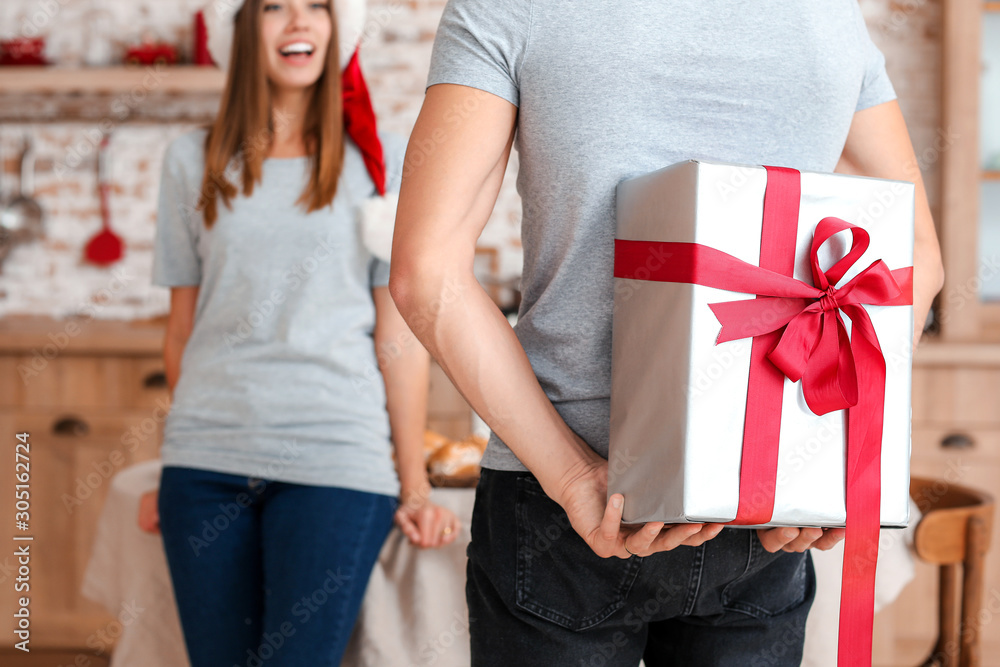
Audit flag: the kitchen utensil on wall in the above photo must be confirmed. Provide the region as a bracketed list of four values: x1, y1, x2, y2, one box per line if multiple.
[3, 136, 45, 242]
[83, 2, 115, 67]
[0, 136, 18, 269]
[84, 135, 124, 266]
[0, 230, 13, 268]
[0, 134, 7, 211]
[0, 133, 30, 266]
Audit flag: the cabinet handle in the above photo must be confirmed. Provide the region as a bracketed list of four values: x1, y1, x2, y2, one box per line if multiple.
[940, 433, 974, 450]
[52, 416, 90, 437]
[143, 370, 168, 389]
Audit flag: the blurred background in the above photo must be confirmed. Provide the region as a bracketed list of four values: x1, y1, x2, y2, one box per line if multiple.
[0, 0, 997, 666]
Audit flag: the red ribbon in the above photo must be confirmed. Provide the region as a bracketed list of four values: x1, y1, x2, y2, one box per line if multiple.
[613, 166, 913, 667]
[342, 47, 387, 196]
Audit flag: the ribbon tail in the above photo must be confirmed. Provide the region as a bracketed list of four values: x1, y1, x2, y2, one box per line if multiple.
[766, 306, 824, 383]
[709, 297, 809, 344]
[798, 312, 859, 415]
[836, 305, 886, 667]
[883, 267, 914, 306]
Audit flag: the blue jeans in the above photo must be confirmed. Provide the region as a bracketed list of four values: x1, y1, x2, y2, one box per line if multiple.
[158, 466, 396, 667]
[467, 470, 815, 667]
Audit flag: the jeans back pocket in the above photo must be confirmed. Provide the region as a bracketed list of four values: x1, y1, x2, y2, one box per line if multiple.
[720, 531, 813, 619]
[514, 475, 641, 631]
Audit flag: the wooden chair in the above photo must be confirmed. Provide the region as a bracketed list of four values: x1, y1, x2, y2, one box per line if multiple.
[909, 477, 995, 667]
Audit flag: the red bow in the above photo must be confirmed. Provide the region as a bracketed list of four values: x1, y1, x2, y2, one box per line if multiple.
[341, 48, 386, 195]
[699, 217, 912, 415]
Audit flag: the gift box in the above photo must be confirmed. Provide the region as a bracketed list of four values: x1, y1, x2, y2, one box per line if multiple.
[609, 160, 914, 529]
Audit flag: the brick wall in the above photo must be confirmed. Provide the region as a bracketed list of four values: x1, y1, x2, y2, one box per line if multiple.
[0, 0, 940, 318]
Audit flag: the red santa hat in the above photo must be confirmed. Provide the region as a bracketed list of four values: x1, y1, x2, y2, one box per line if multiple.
[203, 0, 398, 261]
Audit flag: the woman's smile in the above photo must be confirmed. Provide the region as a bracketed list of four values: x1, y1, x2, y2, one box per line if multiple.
[277, 39, 317, 66]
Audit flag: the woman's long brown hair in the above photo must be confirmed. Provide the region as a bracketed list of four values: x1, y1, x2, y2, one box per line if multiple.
[199, 0, 345, 227]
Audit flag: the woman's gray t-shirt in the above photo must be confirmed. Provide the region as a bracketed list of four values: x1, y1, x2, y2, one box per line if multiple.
[426, 0, 899, 471]
[152, 128, 405, 496]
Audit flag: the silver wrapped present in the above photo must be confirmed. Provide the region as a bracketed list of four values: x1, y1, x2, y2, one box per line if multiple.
[609, 160, 914, 528]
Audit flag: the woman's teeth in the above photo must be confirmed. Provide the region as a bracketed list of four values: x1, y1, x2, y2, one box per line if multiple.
[279, 42, 314, 57]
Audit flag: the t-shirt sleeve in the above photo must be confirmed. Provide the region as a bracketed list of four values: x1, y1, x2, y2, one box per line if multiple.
[425, 0, 533, 107]
[853, 5, 896, 112]
[381, 130, 406, 198]
[151, 138, 203, 287]
[369, 257, 391, 288]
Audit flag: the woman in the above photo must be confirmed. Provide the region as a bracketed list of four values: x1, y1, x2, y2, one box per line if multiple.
[390, 0, 945, 665]
[138, 1, 459, 664]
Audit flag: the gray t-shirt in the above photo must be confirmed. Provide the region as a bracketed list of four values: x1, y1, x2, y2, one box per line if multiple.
[426, 0, 897, 471]
[152, 128, 406, 496]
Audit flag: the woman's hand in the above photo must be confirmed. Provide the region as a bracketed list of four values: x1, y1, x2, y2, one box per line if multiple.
[554, 454, 725, 560]
[138, 489, 160, 534]
[395, 485, 461, 549]
[756, 526, 846, 553]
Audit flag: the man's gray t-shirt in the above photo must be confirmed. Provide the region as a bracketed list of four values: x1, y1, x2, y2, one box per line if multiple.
[426, 0, 898, 472]
[152, 128, 405, 496]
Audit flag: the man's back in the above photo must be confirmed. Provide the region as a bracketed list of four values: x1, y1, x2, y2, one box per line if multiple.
[427, 0, 895, 470]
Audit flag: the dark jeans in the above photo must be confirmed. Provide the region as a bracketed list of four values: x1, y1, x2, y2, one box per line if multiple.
[158, 466, 396, 667]
[467, 469, 815, 667]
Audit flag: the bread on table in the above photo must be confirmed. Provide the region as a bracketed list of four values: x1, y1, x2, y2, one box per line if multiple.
[423, 430, 451, 462]
[428, 438, 485, 479]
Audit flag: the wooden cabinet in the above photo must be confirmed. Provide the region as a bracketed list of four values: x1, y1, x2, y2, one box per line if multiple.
[0, 315, 473, 655]
[0, 317, 166, 651]
[937, 0, 1000, 341]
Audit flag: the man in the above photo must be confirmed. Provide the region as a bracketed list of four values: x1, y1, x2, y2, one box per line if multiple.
[390, 1, 944, 664]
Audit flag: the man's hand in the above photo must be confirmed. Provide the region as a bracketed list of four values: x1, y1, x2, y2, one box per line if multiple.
[756, 526, 846, 553]
[554, 455, 724, 559]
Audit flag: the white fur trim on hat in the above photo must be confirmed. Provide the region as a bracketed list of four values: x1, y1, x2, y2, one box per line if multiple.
[360, 190, 398, 262]
[204, 0, 367, 72]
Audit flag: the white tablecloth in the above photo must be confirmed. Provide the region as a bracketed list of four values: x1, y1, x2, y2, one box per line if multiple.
[341, 492, 473, 667]
[83, 461, 915, 666]
[81, 460, 190, 667]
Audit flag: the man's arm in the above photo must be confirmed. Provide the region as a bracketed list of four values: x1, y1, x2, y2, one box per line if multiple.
[835, 99, 945, 346]
[390, 84, 720, 559]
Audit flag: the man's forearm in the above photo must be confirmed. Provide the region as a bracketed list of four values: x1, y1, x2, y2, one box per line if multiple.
[390, 266, 602, 502]
[913, 243, 944, 346]
[911, 178, 945, 347]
